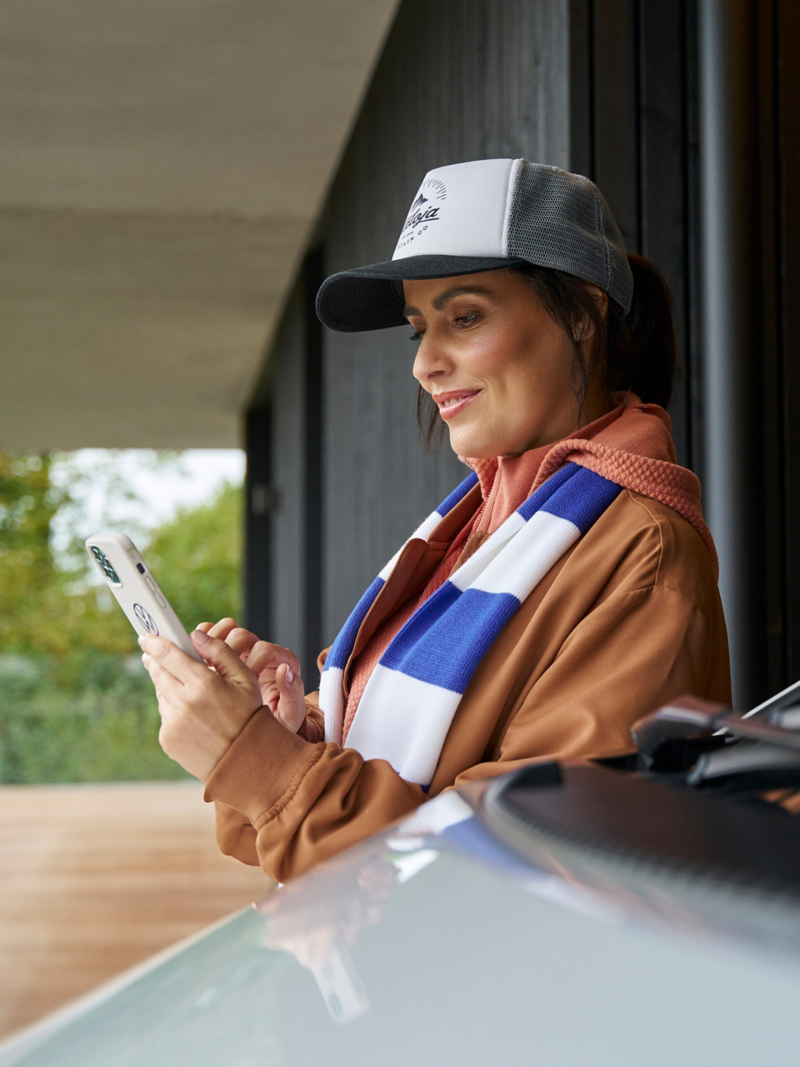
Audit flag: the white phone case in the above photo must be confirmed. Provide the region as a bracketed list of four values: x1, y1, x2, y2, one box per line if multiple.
[84, 531, 203, 662]
[310, 937, 370, 1025]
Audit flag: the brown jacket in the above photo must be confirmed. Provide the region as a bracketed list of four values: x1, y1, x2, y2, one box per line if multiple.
[206, 485, 731, 882]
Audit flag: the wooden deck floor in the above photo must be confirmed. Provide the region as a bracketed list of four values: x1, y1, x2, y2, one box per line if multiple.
[0, 781, 273, 1040]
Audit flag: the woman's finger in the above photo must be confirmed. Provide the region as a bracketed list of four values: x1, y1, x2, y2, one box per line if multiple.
[225, 627, 260, 659]
[207, 617, 239, 641]
[189, 630, 262, 693]
[139, 635, 209, 686]
[246, 640, 300, 679]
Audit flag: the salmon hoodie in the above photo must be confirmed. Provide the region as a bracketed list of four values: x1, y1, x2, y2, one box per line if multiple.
[206, 394, 731, 882]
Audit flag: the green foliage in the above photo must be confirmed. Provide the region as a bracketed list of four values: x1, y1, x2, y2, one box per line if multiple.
[0, 452, 243, 784]
[0, 453, 73, 655]
[0, 452, 135, 662]
[0, 660, 185, 783]
[145, 481, 243, 632]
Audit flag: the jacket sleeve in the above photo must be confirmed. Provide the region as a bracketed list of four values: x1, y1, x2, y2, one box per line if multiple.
[207, 582, 726, 882]
[211, 696, 326, 867]
[206, 711, 426, 882]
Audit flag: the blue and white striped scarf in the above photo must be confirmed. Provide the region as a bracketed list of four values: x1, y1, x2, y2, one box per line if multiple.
[320, 462, 622, 788]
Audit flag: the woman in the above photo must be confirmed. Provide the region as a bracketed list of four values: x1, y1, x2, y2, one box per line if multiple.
[140, 159, 731, 881]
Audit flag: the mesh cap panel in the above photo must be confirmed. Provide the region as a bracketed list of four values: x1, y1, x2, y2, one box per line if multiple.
[506, 163, 634, 312]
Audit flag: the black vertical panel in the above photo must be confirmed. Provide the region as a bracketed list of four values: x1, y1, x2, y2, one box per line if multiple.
[318, 0, 572, 642]
[303, 250, 324, 687]
[247, 250, 326, 682]
[592, 0, 640, 252]
[755, 1, 784, 694]
[778, 0, 800, 684]
[244, 407, 272, 641]
[266, 280, 306, 664]
[698, 0, 772, 709]
[576, 2, 694, 467]
[638, 0, 691, 465]
[569, 0, 594, 179]
[683, 0, 705, 481]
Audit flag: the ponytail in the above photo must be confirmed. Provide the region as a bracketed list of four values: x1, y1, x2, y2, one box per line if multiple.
[512, 253, 677, 412]
[607, 254, 676, 409]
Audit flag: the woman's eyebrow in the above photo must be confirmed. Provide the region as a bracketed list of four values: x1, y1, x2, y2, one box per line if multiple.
[403, 286, 492, 318]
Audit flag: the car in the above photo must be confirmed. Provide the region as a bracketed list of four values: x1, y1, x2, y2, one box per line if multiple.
[3, 707, 800, 1067]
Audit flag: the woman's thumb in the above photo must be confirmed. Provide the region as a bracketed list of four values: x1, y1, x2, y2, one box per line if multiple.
[274, 662, 306, 733]
[191, 629, 250, 681]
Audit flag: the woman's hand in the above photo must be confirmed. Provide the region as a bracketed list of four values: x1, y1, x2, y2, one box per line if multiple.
[195, 618, 307, 734]
[140, 629, 264, 781]
[141, 625, 309, 780]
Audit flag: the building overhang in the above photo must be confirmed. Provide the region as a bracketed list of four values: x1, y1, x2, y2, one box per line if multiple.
[0, 0, 398, 450]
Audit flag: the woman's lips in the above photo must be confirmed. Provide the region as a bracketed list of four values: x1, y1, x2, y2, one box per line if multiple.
[433, 390, 481, 420]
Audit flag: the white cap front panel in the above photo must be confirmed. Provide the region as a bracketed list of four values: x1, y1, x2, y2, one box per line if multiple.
[392, 158, 519, 260]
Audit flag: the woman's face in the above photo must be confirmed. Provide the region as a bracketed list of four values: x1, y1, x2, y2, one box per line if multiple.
[404, 270, 606, 459]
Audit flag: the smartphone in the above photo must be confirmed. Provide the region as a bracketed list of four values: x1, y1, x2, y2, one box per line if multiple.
[309, 936, 370, 1025]
[84, 531, 203, 662]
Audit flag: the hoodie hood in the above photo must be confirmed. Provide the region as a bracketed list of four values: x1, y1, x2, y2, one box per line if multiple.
[534, 394, 718, 578]
[466, 393, 718, 579]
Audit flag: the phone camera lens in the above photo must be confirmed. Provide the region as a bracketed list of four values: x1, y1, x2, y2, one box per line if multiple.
[137, 563, 145, 574]
[90, 545, 121, 585]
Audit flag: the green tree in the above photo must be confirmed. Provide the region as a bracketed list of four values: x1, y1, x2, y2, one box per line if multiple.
[0, 452, 138, 662]
[0, 453, 244, 784]
[145, 481, 243, 631]
[0, 453, 63, 651]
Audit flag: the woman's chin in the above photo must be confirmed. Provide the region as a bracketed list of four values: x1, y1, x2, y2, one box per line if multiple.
[446, 426, 504, 460]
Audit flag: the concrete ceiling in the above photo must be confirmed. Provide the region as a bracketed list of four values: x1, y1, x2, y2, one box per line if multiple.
[0, 0, 398, 450]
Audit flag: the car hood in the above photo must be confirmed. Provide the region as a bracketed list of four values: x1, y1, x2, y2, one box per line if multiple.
[3, 777, 800, 1067]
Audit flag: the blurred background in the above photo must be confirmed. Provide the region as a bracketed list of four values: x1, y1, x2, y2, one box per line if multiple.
[0, 0, 399, 1039]
[0, 448, 243, 785]
[3, 0, 800, 1044]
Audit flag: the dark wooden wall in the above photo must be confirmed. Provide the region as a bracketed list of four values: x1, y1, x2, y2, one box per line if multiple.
[247, 253, 324, 684]
[780, 0, 800, 689]
[245, 0, 800, 708]
[569, 0, 697, 467]
[250, 0, 575, 680]
[317, 0, 575, 646]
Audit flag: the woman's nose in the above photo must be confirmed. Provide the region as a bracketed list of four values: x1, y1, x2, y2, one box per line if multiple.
[412, 337, 450, 384]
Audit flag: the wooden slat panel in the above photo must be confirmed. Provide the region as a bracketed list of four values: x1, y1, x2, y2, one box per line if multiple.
[266, 282, 308, 670]
[244, 407, 273, 642]
[568, 0, 594, 179]
[303, 251, 325, 687]
[0, 783, 271, 1040]
[319, 0, 572, 641]
[592, 0, 640, 251]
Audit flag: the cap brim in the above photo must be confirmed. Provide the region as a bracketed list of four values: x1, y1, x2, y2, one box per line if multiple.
[315, 255, 527, 333]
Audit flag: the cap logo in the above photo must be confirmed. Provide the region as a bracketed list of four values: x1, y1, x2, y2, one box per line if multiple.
[396, 177, 447, 251]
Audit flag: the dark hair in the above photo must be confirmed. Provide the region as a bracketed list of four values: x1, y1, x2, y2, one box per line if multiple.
[416, 253, 676, 448]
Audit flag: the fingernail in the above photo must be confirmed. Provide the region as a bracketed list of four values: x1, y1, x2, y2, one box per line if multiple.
[286, 668, 294, 685]
[138, 635, 146, 647]
[141, 653, 151, 666]
[192, 629, 209, 645]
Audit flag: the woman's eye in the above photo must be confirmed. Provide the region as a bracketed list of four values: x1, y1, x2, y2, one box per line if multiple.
[409, 330, 425, 343]
[453, 314, 478, 327]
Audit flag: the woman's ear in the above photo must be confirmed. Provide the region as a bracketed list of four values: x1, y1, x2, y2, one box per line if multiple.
[578, 285, 608, 340]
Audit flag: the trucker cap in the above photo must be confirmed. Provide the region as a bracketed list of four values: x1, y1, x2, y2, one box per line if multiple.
[315, 158, 634, 332]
